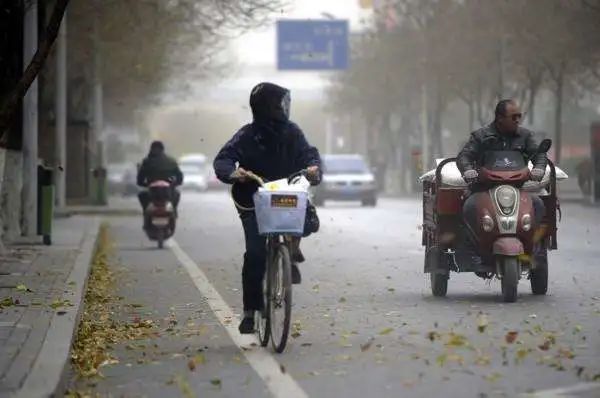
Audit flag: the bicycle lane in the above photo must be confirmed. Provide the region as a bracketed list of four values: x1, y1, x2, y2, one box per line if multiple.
[172, 194, 441, 398]
[64, 216, 301, 398]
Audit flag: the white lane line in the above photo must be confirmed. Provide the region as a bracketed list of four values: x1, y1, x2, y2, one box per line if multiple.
[169, 239, 309, 398]
[520, 382, 600, 397]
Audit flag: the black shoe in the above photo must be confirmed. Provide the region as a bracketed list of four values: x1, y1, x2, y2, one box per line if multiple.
[292, 247, 305, 263]
[238, 317, 254, 334]
[291, 263, 302, 284]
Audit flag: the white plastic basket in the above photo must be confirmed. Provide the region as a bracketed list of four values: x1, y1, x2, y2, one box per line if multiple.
[253, 190, 308, 236]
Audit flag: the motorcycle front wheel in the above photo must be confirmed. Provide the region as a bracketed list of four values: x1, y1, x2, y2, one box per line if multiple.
[499, 256, 520, 303]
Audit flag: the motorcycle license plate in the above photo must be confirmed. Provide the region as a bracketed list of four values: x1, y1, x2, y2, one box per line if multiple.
[152, 217, 169, 226]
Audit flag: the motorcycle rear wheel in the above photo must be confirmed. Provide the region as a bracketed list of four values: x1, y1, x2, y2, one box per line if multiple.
[530, 252, 548, 295]
[430, 273, 448, 297]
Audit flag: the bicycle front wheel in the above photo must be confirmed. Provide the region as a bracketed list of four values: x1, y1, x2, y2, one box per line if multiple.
[256, 271, 270, 347]
[269, 244, 292, 353]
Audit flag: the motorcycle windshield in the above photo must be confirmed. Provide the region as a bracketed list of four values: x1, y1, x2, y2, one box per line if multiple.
[482, 151, 527, 172]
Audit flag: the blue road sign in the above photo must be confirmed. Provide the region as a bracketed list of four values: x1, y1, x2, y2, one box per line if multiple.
[277, 19, 349, 71]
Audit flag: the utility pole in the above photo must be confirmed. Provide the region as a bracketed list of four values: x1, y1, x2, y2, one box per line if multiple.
[55, 12, 67, 208]
[22, 0, 38, 237]
[91, 1, 106, 204]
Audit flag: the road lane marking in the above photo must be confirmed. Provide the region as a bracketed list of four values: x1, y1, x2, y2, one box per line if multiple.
[520, 382, 600, 397]
[170, 239, 309, 398]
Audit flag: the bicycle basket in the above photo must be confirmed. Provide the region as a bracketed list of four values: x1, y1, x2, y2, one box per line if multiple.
[253, 190, 308, 236]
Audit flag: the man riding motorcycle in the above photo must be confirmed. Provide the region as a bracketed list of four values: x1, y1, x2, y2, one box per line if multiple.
[137, 141, 184, 229]
[213, 82, 321, 334]
[457, 99, 548, 261]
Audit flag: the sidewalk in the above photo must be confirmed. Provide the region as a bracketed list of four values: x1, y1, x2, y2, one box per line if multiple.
[0, 216, 100, 398]
[56, 196, 141, 217]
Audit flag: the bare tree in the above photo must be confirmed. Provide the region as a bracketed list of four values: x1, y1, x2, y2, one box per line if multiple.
[64, 0, 286, 125]
[329, 0, 600, 166]
[0, 0, 70, 142]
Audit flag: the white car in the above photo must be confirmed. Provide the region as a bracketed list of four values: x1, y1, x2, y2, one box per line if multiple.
[179, 153, 209, 192]
[181, 165, 208, 191]
[313, 154, 378, 207]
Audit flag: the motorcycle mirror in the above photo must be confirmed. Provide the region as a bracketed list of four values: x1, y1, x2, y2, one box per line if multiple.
[538, 139, 552, 154]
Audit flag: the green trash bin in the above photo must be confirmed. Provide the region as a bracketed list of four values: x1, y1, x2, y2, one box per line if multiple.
[37, 165, 54, 245]
[92, 167, 108, 205]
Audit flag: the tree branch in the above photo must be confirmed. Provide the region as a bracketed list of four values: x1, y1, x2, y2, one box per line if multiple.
[0, 0, 70, 141]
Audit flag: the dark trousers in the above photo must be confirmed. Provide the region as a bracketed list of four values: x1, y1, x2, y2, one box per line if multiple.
[239, 210, 266, 311]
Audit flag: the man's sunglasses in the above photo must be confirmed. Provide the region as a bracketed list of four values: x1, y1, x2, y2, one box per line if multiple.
[508, 113, 523, 121]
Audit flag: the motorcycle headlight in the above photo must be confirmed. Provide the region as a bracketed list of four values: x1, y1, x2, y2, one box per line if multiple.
[496, 186, 517, 215]
[522, 214, 532, 231]
[481, 214, 495, 232]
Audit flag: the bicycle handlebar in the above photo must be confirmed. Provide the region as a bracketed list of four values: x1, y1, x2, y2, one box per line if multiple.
[233, 169, 309, 187]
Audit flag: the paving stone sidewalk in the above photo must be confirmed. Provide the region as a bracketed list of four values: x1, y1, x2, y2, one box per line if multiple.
[0, 216, 100, 398]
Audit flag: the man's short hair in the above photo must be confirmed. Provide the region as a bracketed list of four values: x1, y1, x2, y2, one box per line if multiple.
[495, 99, 515, 119]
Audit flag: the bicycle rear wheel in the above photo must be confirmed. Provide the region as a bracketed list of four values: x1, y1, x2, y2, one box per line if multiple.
[269, 244, 292, 353]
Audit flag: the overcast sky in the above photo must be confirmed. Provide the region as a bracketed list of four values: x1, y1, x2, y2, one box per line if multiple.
[198, 0, 374, 99]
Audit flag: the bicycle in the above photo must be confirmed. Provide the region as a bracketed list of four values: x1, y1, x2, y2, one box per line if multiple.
[232, 169, 310, 353]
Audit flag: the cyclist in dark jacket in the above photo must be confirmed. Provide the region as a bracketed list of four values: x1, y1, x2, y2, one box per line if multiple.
[214, 82, 321, 334]
[137, 141, 183, 226]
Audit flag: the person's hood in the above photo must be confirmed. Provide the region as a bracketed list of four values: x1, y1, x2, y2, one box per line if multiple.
[249, 82, 291, 125]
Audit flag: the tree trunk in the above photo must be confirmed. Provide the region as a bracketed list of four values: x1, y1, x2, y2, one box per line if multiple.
[0, 0, 70, 140]
[0, 148, 5, 254]
[468, 100, 474, 132]
[476, 77, 485, 126]
[431, 82, 444, 158]
[1, 150, 23, 242]
[497, 37, 505, 100]
[528, 86, 537, 125]
[554, 68, 564, 164]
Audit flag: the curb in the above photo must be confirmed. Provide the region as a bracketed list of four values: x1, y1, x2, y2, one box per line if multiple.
[11, 218, 101, 398]
[55, 208, 141, 218]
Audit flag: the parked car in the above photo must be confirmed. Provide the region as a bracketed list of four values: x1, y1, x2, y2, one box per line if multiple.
[312, 154, 377, 207]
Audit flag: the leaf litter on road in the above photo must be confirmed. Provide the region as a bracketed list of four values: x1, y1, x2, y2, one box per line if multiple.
[16, 283, 33, 292]
[173, 375, 195, 398]
[291, 320, 302, 338]
[445, 333, 468, 348]
[484, 372, 502, 383]
[477, 313, 489, 333]
[0, 297, 15, 309]
[505, 331, 519, 344]
[70, 225, 157, 378]
[379, 327, 394, 336]
[360, 337, 375, 352]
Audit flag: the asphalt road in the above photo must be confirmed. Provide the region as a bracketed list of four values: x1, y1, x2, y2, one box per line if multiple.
[66, 191, 600, 398]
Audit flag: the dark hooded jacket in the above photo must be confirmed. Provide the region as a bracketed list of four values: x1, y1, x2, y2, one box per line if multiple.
[137, 150, 183, 187]
[457, 123, 547, 174]
[213, 82, 321, 206]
